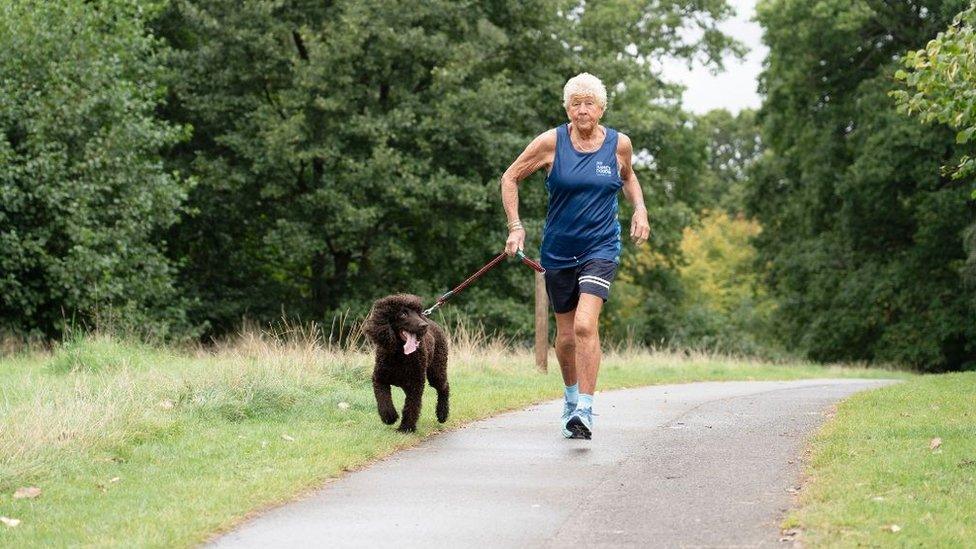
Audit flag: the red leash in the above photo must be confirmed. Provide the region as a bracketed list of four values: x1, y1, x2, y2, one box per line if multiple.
[422, 250, 545, 316]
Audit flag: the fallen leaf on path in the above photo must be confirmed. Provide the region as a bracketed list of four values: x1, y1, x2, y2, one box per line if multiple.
[930, 437, 942, 450]
[282, 434, 295, 442]
[13, 486, 41, 499]
[0, 517, 20, 528]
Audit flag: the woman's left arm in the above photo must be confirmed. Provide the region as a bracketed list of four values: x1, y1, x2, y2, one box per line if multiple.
[618, 133, 650, 246]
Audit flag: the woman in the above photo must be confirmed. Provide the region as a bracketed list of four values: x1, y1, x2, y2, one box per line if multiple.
[500, 72, 650, 440]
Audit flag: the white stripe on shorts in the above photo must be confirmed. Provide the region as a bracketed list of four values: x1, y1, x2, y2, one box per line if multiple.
[578, 276, 611, 289]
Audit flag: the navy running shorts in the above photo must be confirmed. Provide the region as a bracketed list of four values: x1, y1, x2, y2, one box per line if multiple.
[544, 258, 618, 314]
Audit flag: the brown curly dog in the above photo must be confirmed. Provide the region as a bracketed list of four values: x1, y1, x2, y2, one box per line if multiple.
[363, 294, 449, 433]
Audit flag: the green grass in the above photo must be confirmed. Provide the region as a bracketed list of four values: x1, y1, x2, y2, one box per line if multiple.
[0, 331, 909, 547]
[790, 372, 976, 546]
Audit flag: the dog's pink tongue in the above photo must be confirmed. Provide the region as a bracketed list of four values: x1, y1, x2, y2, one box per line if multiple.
[402, 331, 418, 355]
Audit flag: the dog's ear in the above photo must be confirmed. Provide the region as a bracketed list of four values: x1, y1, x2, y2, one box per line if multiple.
[363, 300, 392, 347]
[364, 295, 409, 347]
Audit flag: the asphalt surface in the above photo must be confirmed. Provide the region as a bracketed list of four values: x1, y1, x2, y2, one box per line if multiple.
[209, 378, 897, 549]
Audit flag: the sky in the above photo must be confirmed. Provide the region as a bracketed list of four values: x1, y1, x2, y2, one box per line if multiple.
[658, 0, 766, 114]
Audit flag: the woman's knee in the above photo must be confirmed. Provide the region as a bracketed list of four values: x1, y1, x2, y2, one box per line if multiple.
[573, 321, 597, 341]
[555, 332, 575, 351]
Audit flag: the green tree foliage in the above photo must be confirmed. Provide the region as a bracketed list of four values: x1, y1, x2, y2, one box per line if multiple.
[673, 210, 777, 355]
[695, 109, 762, 214]
[749, 0, 976, 371]
[696, 109, 762, 214]
[893, 3, 976, 185]
[0, 0, 192, 338]
[156, 0, 741, 339]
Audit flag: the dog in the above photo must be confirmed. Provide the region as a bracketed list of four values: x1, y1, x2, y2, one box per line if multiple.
[363, 294, 449, 432]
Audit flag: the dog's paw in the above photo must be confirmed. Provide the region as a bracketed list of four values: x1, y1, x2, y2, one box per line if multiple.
[436, 405, 449, 423]
[379, 410, 399, 425]
[396, 424, 417, 433]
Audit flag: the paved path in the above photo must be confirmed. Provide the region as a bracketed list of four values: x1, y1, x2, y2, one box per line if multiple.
[210, 379, 897, 548]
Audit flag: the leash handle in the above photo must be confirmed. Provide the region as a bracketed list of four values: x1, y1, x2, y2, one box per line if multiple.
[515, 249, 545, 273]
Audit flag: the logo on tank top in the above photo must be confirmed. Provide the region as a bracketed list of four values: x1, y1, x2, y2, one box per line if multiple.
[596, 161, 612, 176]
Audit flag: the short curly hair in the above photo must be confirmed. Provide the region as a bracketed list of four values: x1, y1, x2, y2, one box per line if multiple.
[563, 72, 607, 109]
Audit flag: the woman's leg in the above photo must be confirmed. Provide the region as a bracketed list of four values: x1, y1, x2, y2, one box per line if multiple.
[573, 293, 604, 395]
[553, 310, 577, 386]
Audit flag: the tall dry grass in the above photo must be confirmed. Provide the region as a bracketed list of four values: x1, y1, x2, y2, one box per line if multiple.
[0, 315, 534, 487]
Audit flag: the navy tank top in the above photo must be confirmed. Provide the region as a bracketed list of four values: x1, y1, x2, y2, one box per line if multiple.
[540, 123, 623, 270]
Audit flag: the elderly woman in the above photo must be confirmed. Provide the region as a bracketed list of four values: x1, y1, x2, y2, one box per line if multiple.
[500, 72, 650, 440]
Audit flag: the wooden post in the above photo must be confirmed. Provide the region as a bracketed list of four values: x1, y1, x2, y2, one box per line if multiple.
[534, 270, 548, 372]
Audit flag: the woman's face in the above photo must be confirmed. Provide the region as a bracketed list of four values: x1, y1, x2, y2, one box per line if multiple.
[565, 93, 604, 132]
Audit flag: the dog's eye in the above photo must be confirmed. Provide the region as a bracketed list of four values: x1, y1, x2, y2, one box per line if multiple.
[399, 311, 408, 318]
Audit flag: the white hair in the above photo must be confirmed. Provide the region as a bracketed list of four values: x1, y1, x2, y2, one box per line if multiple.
[562, 72, 607, 109]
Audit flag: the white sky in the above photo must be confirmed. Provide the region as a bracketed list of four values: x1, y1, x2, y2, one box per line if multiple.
[658, 0, 766, 114]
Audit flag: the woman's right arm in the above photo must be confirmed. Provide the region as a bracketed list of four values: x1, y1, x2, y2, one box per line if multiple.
[500, 130, 556, 256]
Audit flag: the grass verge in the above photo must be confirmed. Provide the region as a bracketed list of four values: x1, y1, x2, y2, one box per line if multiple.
[0, 331, 909, 546]
[787, 372, 976, 546]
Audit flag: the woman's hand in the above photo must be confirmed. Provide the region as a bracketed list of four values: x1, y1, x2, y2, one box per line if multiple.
[630, 207, 650, 246]
[505, 227, 526, 256]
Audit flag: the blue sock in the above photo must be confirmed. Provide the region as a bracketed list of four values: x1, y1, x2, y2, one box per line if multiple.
[578, 393, 593, 410]
[564, 383, 579, 405]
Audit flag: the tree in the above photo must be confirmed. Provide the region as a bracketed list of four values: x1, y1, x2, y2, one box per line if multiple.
[0, 0, 192, 338]
[695, 108, 762, 214]
[673, 210, 777, 355]
[748, 0, 976, 371]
